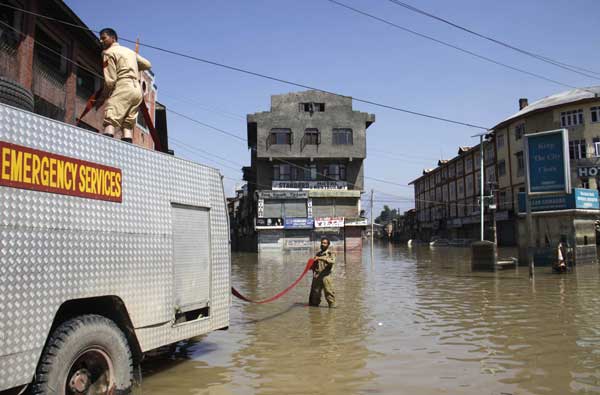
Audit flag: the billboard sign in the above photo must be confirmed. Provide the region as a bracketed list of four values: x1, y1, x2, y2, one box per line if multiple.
[524, 129, 570, 194]
[314, 217, 345, 228]
[256, 217, 283, 229]
[518, 188, 599, 213]
[284, 217, 314, 229]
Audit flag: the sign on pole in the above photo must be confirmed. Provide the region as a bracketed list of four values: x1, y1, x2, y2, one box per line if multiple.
[524, 129, 570, 195]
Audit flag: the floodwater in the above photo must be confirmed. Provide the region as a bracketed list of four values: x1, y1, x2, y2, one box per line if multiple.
[139, 243, 600, 395]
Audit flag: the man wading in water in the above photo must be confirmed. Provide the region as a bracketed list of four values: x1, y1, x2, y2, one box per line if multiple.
[309, 238, 336, 308]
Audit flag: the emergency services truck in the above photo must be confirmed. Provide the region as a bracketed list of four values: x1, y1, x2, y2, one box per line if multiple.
[0, 102, 231, 394]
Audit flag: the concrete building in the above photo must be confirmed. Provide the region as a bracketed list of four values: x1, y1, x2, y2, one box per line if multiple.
[0, 0, 167, 151]
[243, 90, 374, 252]
[410, 142, 497, 242]
[410, 87, 600, 264]
[491, 87, 600, 263]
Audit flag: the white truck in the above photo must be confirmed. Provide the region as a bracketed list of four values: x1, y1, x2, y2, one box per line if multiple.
[0, 103, 231, 394]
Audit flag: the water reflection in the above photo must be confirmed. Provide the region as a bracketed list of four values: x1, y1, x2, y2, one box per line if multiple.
[140, 243, 600, 395]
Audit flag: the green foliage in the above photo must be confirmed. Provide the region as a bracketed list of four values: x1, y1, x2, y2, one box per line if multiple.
[375, 205, 400, 224]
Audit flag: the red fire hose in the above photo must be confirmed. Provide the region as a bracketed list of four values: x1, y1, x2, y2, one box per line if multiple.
[232, 258, 315, 304]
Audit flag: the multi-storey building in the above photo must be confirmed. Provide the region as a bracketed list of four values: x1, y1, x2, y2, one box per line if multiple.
[410, 142, 497, 242]
[0, 0, 168, 151]
[411, 87, 600, 254]
[243, 90, 375, 252]
[491, 87, 600, 259]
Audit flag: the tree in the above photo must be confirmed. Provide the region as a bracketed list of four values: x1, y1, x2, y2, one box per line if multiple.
[375, 205, 398, 224]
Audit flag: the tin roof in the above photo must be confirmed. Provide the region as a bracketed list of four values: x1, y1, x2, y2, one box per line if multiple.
[492, 86, 600, 130]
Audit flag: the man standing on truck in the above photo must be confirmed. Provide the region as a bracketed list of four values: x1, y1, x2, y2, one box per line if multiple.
[96, 28, 151, 143]
[309, 237, 336, 308]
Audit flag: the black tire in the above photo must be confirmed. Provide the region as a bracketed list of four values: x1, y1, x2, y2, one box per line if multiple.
[32, 315, 133, 395]
[0, 76, 34, 112]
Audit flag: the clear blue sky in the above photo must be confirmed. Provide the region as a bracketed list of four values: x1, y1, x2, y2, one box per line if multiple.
[66, 0, 600, 216]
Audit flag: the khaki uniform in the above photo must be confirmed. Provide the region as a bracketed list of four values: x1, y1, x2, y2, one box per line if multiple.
[102, 43, 151, 131]
[309, 249, 336, 307]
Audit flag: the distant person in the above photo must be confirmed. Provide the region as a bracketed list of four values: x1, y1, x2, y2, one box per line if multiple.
[309, 237, 336, 308]
[554, 239, 567, 273]
[96, 28, 151, 142]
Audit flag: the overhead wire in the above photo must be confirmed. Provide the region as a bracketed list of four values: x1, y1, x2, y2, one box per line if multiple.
[0, 2, 489, 130]
[0, 13, 481, 209]
[384, 0, 600, 80]
[324, 0, 579, 90]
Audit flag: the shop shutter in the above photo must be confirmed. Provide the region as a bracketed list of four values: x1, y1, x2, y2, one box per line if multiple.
[312, 198, 335, 218]
[263, 200, 283, 218]
[334, 198, 358, 217]
[284, 199, 307, 217]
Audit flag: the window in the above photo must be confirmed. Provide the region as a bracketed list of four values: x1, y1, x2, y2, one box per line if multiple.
[269, 128, 292, 145]
[34, 26, 66, 75]
[498, 191, 507, 209]
[457, 160, 464, 176]
[442, 167, 448, 181]
[497, 133, 505, 149]
[516, 151, 524, 176]
[581, 178, 590, 189]
[332, 128, 353, 145]
[300, 102, 325, 113]
[594, 137, 600, 157]
[466, 176, 473, 196]
[448, 163, 455, 178]
[474, 153, 481, 170]
[592, 107, 600, 123]
[304, 164, 317, 180]
[303, 128, 320, 145]
[457, 180, 464, 198]
[498, 160, 506, 177]
[561, 109, 584, 127]
[322, 164, 346, 181]
[76, 66, 97, 98]
[485, 144, 494, 165]
[0, 4, 20, 48]
[465, 157, 473, 173]
[569, 139, 587, 159]
[273, 164, 291, 180]
[515, 123, 525, 140]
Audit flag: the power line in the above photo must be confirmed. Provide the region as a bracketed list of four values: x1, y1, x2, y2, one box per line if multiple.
[384, 0, 600, 80]
[0, 2, 488, 130]
[0, 15, 476, 209]
[324, 0, 578, 90]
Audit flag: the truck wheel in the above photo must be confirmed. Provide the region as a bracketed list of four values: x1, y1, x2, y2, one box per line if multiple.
[32, 315, 133, 395]
[0, 76, 34, 112]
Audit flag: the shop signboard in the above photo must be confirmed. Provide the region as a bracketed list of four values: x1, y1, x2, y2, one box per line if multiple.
[257, 190, 308, 199]
[284, 217, 314, 229]
[272, 181, 348, 190]
[314, 216, 345, 228]
[524, 129, 570, 194]
[344, 217, 368, 226]
[256, 217, 283, 229]
[518, 188, 599, 213]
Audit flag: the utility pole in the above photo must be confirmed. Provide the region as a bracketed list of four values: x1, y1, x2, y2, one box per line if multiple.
[479, 135, 485, 241]
[370, 189, 374, 264]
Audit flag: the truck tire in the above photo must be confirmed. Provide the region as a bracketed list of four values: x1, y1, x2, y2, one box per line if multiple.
[32, 315, 133, 395]
[0, 76, 34, 112]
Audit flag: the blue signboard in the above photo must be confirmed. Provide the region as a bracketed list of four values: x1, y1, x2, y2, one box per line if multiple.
[518, 188, 599, 213]
[574, 188, 600, 209]
[284, 217, 314, 229]
[525, 129, 570, 194]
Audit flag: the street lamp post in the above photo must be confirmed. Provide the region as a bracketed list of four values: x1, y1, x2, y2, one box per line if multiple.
[472, 132, 490, 242]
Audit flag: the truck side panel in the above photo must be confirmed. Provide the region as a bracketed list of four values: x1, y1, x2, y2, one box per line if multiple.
[0, 104, 230, 390]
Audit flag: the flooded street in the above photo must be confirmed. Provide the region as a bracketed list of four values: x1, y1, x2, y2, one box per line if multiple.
[140, 243, 600, 395]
